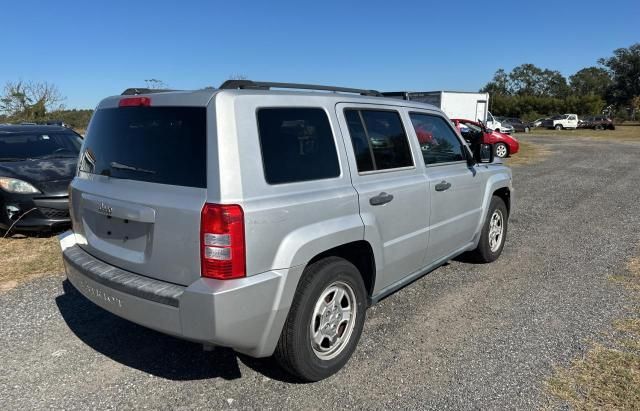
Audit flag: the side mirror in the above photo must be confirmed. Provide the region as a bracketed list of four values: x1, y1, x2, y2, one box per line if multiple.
[476, 143, 494, 163]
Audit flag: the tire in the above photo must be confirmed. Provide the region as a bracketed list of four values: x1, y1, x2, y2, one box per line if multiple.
[274, 257, 367, 381]
[495, 143, 508, 158]
[468, 196, 508, 263]
[494, 128, 500, 132]
[554, 124, 563, 130]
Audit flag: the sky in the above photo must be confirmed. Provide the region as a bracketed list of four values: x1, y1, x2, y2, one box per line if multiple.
[2, 0, 638, 109]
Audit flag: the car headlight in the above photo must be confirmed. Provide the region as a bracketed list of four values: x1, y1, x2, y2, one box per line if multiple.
[0, 177, 41, 194]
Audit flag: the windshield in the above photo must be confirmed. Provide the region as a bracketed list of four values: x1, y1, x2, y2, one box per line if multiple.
[0, 131, 82, 160]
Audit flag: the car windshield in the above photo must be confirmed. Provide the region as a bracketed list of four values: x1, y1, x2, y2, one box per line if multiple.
[0, 131, 82, 160]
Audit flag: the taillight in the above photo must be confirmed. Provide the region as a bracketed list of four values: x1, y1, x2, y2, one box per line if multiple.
[200, 203, 245, 280]
[119, 97, 151, 107]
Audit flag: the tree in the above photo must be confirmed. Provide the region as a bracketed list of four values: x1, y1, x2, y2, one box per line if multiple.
[598, 43, 640, 106]
[480, 69, 510, 95]
[144, 79, 169, 89]
[569, 67, 612, 97]
[0, 81, 65, 121]
[509, 64, 545, 96]
[482, 64, 569, 98]
[539, 69, 570, 98]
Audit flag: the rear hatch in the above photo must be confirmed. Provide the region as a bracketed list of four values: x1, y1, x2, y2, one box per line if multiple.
[70, 94, 213, 286]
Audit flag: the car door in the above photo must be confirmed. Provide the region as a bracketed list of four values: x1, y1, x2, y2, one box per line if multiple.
[406, 110, 485, 264]
[567, 114, 578, 128]
[336, 104, 429, 293]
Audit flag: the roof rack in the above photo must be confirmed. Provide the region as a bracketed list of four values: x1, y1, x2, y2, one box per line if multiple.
[218, 80, 383, 97]
[121, 88, 177, 96]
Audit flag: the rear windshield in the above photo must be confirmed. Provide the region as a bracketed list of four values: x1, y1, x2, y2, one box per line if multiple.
[79, 107, 207, 188]
[0, 131, 82, 160]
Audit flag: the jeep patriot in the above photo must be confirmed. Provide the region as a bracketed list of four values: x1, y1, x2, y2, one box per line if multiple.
[60, 80, 513, 381]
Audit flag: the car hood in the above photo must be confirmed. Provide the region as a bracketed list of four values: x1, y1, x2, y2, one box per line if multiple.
[0, 157, 77, 184]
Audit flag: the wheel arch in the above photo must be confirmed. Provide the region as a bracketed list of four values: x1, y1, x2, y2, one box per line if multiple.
[306, 240, 376, 300]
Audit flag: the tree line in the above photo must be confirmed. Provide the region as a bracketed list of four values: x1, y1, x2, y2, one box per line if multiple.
[481, 43, 640, 121]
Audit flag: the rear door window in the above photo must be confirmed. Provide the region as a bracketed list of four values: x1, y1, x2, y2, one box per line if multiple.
[257, 108, 340, 184]
[79, 107, 207, 188]
[344, 109, 413, 172]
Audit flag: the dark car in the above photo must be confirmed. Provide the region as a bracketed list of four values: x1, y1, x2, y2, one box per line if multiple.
[579, 116, 615, 130]
[502, 117, 531, 133]
[0, 125, 82, 234]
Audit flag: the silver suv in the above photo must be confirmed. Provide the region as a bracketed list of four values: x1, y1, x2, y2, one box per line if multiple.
[60, 80, 513, 381]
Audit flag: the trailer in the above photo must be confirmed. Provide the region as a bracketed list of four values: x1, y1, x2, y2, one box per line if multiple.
[383, 90, 490, 123]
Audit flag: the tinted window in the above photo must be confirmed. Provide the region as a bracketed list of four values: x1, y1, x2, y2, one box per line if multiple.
[0, 132, 82, 160]
[344, 109, 413, 171]
[257, 108, 340, 184]
[79, 107, 207, 188]
[344, 110, 374, 172]
[409, 113, 465, 165]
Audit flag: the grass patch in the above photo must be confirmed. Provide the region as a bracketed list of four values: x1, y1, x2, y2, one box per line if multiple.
[547, 256, 640, 409]
[0, 235, 64, 291]
[505, 140, 551, 166]
[530, 125, 640, 141]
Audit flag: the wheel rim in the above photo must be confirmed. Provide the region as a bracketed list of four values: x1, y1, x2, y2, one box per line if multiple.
[488, 209, 504, 252]
[496, 144, 507, 158]
[310, 281, 357, 360]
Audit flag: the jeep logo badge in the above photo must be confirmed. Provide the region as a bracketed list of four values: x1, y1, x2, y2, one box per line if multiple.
[98, 201, 113, 216]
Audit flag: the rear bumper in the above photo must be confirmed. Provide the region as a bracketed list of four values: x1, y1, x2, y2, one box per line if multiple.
[60, 231, 303, 357]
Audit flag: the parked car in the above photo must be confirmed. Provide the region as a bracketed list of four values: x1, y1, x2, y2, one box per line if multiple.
[486, 111, 505, 133]
[542, 114, 579, 130]
[501, 117, 531, 133]
[530, 118, 547, 128]
[451, 118, 519, 158]
[578, 116, 615, 130]
[0, 124, 82, 234]
[60, 80, 513, 381]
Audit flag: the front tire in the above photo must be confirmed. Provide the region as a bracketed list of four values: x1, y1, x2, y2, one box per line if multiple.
[275, 257, 367, 381]
[469, 196, 508, 263]
[495, 143, 508, 158]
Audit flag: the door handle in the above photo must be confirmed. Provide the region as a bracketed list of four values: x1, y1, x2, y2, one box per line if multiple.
[370, 192, 394, 206]
[435, 181, 452, 192]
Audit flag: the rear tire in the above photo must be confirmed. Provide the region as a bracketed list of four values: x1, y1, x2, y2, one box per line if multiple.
[495, 143, 508, 158]
[468, 196, 508, 263]
[274, 257, 367, 381]
[554, 124, 563, 130]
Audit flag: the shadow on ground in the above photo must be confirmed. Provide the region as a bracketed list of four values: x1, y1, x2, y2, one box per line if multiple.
[55, 280, 300, 383]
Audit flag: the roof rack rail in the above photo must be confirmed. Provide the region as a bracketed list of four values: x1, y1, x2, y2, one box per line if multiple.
[121, 88, 176, 96]
[218, 80, 383, 97]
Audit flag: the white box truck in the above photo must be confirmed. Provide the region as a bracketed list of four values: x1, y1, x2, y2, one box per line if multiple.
[383, 90, 497, 127]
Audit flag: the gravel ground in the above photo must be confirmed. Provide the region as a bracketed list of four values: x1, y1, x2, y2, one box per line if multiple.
[1, 134, 639, 410]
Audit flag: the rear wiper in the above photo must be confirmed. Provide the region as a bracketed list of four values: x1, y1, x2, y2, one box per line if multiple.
[110, 161, 156, 174]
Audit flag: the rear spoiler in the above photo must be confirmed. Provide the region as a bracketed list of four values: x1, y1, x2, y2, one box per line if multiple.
[121, 88, 177, 96]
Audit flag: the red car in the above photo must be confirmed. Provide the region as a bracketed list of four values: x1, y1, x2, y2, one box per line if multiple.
[451, 118, 519, 158]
